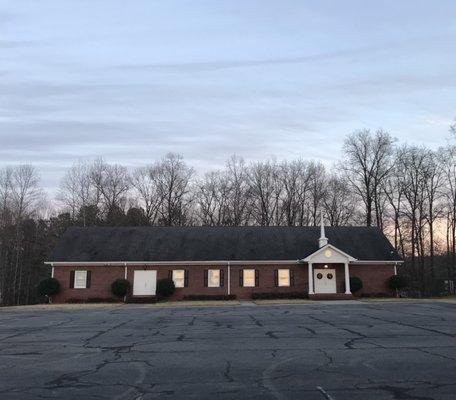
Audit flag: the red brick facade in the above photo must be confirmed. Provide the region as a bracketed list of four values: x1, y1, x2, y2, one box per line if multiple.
[51, 262, 395, 302]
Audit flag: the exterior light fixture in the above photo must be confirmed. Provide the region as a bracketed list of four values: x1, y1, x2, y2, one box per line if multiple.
[324, 264, 329, 269]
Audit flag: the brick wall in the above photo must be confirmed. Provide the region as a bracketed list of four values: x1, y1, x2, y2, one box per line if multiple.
[349, 264, 395, 295]
[51, 262, 396, 302]
[52, 266, 125, 303]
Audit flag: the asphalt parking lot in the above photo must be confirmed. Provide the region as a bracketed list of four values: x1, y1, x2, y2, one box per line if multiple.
[0, 301, 455, 400]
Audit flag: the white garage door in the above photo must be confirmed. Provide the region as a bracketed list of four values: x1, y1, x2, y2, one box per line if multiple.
[133, 270, 157, 296]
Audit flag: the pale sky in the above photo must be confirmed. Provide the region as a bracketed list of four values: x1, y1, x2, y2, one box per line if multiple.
[1, 0, 455, 194]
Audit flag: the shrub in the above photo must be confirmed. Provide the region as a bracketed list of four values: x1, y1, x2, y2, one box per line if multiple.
[349, 277, 363, 293]
[111, 278, 130, 297]
[388, 275, 407, 290]
[38, 278, 60, 297]
[182, 294, 236, 301]
[251, 292, 307, 300]
[156, 278, 175, 299]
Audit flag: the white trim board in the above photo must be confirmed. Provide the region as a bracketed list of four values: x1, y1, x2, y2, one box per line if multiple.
[45, 259, 402, 266]
[303, 244, 357, 263]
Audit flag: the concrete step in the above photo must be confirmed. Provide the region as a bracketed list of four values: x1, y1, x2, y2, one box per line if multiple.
[127, 296, 157, 304]
[309, 293, 355, 301]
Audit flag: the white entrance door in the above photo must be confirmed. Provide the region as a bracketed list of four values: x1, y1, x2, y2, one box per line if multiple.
[133, 270, 157, 296]
[314, 269, 336, 294]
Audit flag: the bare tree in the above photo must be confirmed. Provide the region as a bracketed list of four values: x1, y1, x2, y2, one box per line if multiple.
[0, 167, 13, 226]
[280, 160, 313, 226]
[342, 129, 395, 227]
[382, 156, 406, 258]
[308, 161, 327, 226]
[9, 166, 43, 304]
[90, 158, 130, 216]
[248, 160, 283, 226]
[323, 174, 356, 226]
[423, 151, 444, 285]
[397, 146, 429, 292]
[440, 145, 456, 291]
[225, 156, 251, 226]
[58, 161, 95, 225]
[130, 166, 164, 225]
[195, 171, 230, 226]
[155, 153, 194, 226]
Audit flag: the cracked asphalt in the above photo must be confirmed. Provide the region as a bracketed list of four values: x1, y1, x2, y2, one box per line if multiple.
[0, 301, 455, 400]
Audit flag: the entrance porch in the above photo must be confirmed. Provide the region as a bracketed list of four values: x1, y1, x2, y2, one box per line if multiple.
[302, 243, 357, 300]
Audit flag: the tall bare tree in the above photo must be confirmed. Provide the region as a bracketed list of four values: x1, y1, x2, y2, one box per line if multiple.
[154, 153, 194, 226]
[58, 161, 96, 225]
[323, 174, 356, 226]
[90, 158, 130, 217]
[225, 156, 251, 226]
[195, 171, 230, 226]
[248, 160, 283, 226]
[130, 166, 164, 225]
[342, 129, 395, 227]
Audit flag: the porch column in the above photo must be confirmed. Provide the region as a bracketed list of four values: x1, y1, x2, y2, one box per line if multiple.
[344, 262, 351, 294]
[308, 262, 314, 295]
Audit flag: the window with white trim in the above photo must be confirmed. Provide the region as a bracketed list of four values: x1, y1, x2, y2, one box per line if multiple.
[278, 269, 290, 287]
[74, 270, 88, 289]
[243, 269, 255, 287]
[172, 270, 185, 288]
[208, 269, 220, 287]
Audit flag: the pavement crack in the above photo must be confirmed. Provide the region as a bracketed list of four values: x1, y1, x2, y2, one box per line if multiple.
[249, 314, 263, 327]
[361, 313, 456, 338]
[223, 360, 234, 382]
[266, 331, 278, 339]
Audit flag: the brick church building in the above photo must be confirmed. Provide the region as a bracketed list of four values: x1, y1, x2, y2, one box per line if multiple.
[46, 219, 401, 302]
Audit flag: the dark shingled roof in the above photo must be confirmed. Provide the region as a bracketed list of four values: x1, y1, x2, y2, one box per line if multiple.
[49, 226, 401, 262]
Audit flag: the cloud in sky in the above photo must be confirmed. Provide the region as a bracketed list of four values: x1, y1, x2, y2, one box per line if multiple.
[0, 0, 455, 195]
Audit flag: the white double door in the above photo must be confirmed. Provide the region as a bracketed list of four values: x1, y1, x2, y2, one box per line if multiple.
[314, 269, 336, 294]
[133, 270, 157, 296]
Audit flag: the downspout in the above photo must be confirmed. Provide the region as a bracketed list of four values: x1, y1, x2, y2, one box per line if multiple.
[124, 262, 128, 303]
[227, 261, 231, 296]
[50, 263, 54, 304]
[394, 262, 398, 275]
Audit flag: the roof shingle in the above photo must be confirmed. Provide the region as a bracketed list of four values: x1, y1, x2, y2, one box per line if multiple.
[49, 226, 402, 262]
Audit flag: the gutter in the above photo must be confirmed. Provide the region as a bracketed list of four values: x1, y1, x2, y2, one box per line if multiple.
[44, 259, 403, 267]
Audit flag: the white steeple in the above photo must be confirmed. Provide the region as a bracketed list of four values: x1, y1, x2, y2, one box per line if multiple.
[319, 209, 328, 248]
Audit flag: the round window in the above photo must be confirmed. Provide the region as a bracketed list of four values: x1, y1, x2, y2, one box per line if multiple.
[327, 273, 333, 280]
[316, 273, 323, 279]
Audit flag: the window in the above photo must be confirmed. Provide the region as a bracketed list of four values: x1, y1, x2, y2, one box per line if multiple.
[243, 269, 255, 287]
[278, 269, 290, 287]
[172, 270, 185, 288]
[74, 270, 87, 289]
[208, 269, 220, 287]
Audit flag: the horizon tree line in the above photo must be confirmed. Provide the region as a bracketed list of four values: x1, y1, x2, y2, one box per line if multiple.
[1, 123, 456, 305]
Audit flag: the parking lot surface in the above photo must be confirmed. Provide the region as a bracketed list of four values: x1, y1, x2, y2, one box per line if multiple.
[0, 301, 455, 399]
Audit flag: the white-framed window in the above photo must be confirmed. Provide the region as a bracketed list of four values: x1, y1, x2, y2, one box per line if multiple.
[74, 270, 88, 289]
[208, 269, 220, 287]
[243, 269, 255, 287]
[173, 270, 185, 288]
[278, 269, 290, 287]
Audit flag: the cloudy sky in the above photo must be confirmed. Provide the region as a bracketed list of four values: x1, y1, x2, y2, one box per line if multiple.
[1, 0, 455, 194]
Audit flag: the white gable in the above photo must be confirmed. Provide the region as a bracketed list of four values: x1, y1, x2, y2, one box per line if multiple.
[303, 244, 357, 263]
